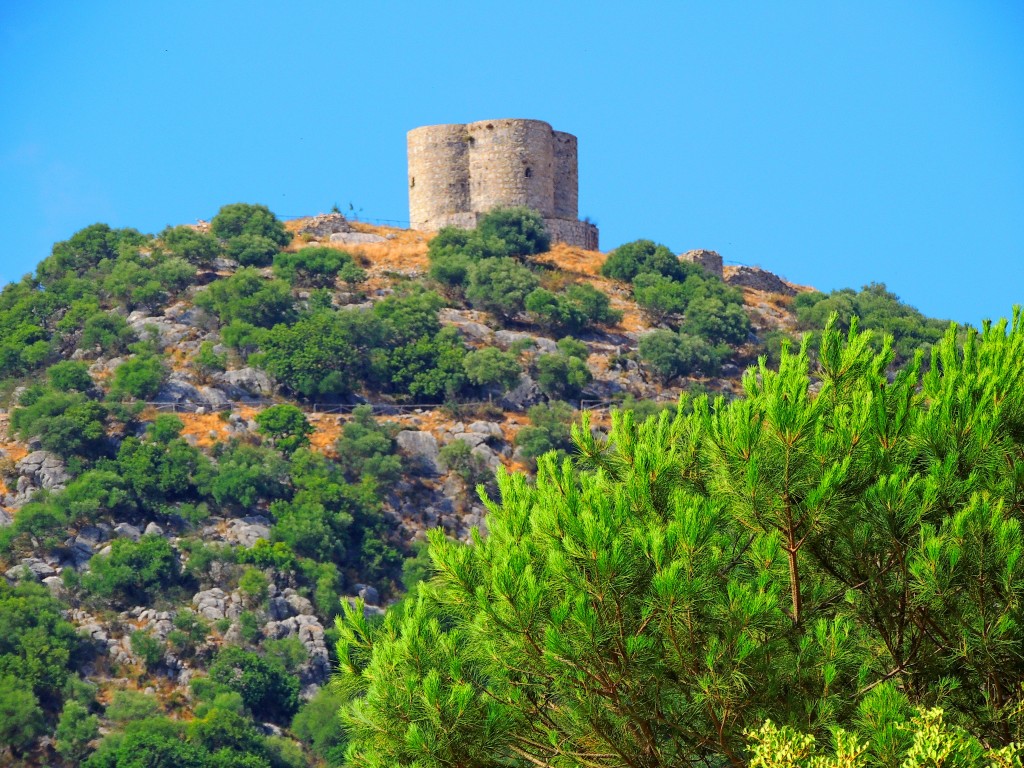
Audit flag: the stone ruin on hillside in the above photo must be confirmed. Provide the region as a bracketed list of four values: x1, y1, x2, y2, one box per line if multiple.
[407, 118, 599, 250]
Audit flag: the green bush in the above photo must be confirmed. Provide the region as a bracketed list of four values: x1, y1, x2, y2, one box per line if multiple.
[466, 257, 539, 320]
[463, 347, 522, 392]
[110, 353, 167, 400]
[794, 282, 948, 362]
[475, 206, 550, 257]
[637, 329, 728, 381]
[273, 247, 361, 288]
[38, 223, 149, 284]
[10, 390, 109, 459]
[334, 406, 402, 486]
[48, 360, 94, 392]
[81, 312, 135, 354]
[515, 400, 575, 462]
[159, 225, 222, 268]
[291, 686, 349, 766]
[105, 690, 162, 723]
[535, 351, 592, 400]
[0, 580, 81, 701]
[224, 233, 280, 267]
[632, 271, 689, 322]
[206, 646, 300, 723]
[0, 675, 45, 755]
[55, 698, 100, 763]
[193, 341, 227, 380]
[210, 203, 291, 247]
[525, 283, 621, 335]
[194, 268, 296, 328]
[209, 441, 288, 510]
[81, 535, 180, 606]
[680, 295, 751, 345]
[238, 568, 269, 607]
[439, 439, 490, 488]
[255, 403, 313, 454]
[600, 238, 692, 283]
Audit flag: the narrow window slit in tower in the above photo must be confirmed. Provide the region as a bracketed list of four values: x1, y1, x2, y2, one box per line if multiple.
[525, 168, 532, 178]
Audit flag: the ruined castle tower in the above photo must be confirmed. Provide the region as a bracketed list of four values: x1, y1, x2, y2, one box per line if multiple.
[407, 119, 599, 250]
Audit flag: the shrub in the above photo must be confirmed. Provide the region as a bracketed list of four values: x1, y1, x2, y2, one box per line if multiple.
[192, 341, 227, 381]
[535, 352, 592, 400]
[0, 581, 81, 700]
[256, 310, 362, 397]
[224, 233, 280, 267]
[238, 568, 269, 607]
[527, 283, 619, 335]
[55, 698, 100, 763]
[291, 686, 348, 766]
[515, 400, 575, 462]
[82, 535, 180, 606]
[475, 206, 550, 257]
[110, 353, 167, 400]
[466, 257, 539, 320]
[601, 239, 690, 282]
[632, 271, 690, 322]
[210, 203, 291, 247]
[206, 646, 300, 723]
[48, 360, 93, 392]
[255, 403, 313, 454]
[0, 675, 45, 754]
[194, 267, 296, 328]
[10, 390, 109, 459]
[794, 282, 948, 362]
[159, 225, 221, 267]
[440, 439, 490, 488]
[637, 329, 728, 381]
[334, 406, 402, 486]
[38, 223, 148, 284]
[680, 295, 751, 345]
[209, 441, 288, 510]
[81, 311, 135, 354]
[105, 690, 162, 723]
[273, 247, 359, 288]
[463, 347, 522, 392]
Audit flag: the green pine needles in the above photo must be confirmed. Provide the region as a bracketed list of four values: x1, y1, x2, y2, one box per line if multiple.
[336, 310, 1024, 768]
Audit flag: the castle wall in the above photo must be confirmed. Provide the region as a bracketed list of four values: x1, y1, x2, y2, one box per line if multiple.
[407, 118, 598, 250]
[466, 119, 555, 216]
[407, 124, 470, 231]
[552, 131, 578, 220]
[680, 249, 724, 279]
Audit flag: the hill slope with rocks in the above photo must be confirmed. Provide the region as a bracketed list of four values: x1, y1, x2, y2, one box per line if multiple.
[0, 204, 950, 766]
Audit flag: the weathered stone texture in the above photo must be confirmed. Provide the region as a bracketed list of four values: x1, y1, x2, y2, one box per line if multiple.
[407, 119, 598, 250]
[680, 249, 724, 279]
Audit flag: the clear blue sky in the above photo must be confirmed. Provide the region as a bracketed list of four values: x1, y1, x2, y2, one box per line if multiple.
[1, 1, 1021, 326]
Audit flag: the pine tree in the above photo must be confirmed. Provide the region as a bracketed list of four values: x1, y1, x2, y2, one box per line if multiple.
[337, 310, 1024, 768]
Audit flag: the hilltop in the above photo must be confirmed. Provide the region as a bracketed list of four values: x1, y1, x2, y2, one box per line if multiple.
[0, 204, 951, 766]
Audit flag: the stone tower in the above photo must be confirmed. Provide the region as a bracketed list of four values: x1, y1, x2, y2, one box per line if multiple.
[407, 119, 598, 250]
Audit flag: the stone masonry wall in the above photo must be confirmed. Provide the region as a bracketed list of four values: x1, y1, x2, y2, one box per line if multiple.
[407, 119, 598, 250]
[680, 249, 724, 279]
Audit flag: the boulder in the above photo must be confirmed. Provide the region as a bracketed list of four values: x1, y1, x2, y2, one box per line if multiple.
[114, 522, 142, 541]
[227, 516, 271, 548]
[396, 430, 441, 475]
[16, 451, 70, 491]
[494, 330, 558, 354]
[500, 374, 543, 411]
[299, 213, 352, 237]
[468, 421, 503, 440]
[212, 368, 273, 399]
[725, 266, 796, 296]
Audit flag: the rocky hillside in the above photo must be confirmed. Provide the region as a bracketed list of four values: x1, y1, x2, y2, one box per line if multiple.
[0, 204, 947, 766]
